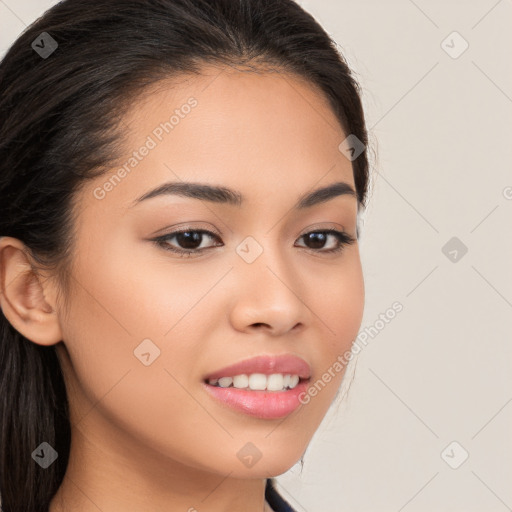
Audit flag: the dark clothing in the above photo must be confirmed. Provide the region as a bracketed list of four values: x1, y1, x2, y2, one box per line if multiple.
[265, 478, 297, 512]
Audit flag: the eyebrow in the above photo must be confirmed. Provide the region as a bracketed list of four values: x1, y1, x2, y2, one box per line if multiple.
[129, 180, 357, 209]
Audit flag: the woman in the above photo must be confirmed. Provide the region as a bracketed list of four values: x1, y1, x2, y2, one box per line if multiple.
[0, 0, 370, 510]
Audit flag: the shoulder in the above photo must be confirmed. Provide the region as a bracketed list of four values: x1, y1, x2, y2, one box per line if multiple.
[265, 478, 297, 512]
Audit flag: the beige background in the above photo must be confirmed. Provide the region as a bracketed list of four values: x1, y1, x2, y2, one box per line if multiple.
[1, 1, 511, 511]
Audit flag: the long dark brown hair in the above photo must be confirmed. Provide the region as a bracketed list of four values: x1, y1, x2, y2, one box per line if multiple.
[0, 1, 370, 510]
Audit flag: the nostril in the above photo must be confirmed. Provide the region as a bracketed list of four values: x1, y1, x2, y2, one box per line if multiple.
[252, 322, 272, 328]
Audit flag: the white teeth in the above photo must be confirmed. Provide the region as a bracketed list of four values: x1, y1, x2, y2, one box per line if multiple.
[248, 373, 267, 390]
[266, 373, 284, 391]
[233, 374, 249, 388]
[218, 377, 233, 388]
[207, 373, 302, 391]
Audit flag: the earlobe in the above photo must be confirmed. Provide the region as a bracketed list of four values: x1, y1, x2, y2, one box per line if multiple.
[0, 237, 62, 346]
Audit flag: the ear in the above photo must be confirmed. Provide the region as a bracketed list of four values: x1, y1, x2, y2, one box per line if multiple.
[0, 236, 63, 346]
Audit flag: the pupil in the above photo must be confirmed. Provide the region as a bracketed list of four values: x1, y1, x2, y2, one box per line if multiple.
[177, 231, 201, 249]
[306, 232, 326, 249]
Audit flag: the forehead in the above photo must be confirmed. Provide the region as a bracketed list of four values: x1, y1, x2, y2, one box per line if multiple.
[83, 65, 355, 213]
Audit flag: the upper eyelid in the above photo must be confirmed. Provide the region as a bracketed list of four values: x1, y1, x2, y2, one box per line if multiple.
[158, 220, 351, 237]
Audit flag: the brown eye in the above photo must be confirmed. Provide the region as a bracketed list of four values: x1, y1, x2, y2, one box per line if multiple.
[296, 230, 355, 253]
[153, 229, 222, 257]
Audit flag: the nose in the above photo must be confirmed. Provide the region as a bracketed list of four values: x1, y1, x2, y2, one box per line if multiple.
[227, 247, 311, 336]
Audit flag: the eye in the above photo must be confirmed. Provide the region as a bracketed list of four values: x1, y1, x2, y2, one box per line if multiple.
[152, 229, 222, 258]
[295, 229, 356, 254]
[151, 228, 356, 258]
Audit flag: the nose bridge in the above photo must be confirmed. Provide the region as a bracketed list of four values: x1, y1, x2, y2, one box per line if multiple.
[237, 232, 298, 295]
[228, 234, 309, 333]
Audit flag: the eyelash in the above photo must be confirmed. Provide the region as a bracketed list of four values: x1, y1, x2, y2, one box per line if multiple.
[152, 228, 356, 258]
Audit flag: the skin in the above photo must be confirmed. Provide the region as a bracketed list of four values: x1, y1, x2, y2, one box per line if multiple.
[0, 64, 365, 512]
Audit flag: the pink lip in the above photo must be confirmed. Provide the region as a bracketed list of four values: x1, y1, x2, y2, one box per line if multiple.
[203, 354, 311, 380]
[203, 380, 309, 419]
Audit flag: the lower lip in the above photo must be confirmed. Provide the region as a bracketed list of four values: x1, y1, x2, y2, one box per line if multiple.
[202, 380, 309, 419]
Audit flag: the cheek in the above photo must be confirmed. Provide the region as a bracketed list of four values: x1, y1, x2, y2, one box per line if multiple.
[68, 222, 217, 340]
[58, 268, 226, 472]
[58, 246, 206, 413]
[300, 253, 364, 411]
[314, 253, 365, 353]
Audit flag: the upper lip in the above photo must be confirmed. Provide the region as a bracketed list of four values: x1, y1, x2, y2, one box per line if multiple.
[204, 354, 311, 381]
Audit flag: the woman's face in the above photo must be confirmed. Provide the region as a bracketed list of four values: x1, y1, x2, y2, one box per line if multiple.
[55, 65, 365, 479]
